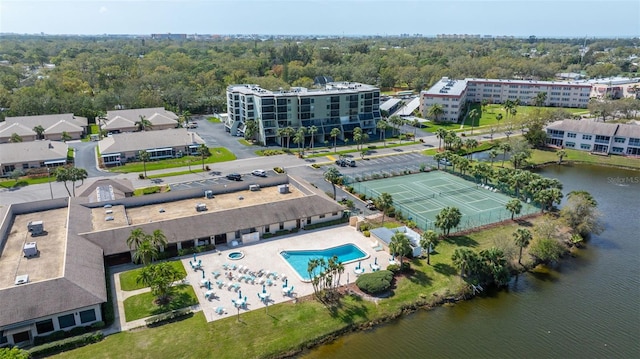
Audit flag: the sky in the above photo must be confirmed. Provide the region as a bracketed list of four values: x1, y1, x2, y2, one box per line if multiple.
[0, 0, 638, 38]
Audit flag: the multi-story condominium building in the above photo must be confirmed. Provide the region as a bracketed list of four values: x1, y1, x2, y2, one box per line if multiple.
[420, 77, 592, 122]
[546, 120, 640, 156]
[225, 82, 381, 146]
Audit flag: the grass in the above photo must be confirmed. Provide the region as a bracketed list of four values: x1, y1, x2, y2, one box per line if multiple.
[90, 124, 100, 134]
[53, 217, 545, 359]
[119, 261, 187, 291]
[146, 169, 205, 179]
[305, 140, 421, 159]
[528, 148, 640, 169]
[238, 139, 252, 146]
[123, 285, 198, 322]
[207, 117, 221, 123]
[0, 176, 54, 188]
[109, 148, 236, 173]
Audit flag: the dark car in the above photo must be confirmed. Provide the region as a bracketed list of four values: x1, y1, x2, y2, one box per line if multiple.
[335, 159, 347, 167]
[226, 173, 242, 181]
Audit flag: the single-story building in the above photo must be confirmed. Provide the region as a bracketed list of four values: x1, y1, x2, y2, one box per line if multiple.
[0, 176, 345, 346]
[0, 114, 88, 143]
[369, 226, 424, 257]
[0, 141, 68, 176]
[101, 108, 178, 134]
[0, 123, 37, 144]
[546, 120, 640, 155]
[98, 128, 205, 166]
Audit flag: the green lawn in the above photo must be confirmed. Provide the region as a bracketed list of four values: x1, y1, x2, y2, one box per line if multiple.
[119, 261, 187, 291]
[146, 169, 205, 179]
[109, 148, 236, 173]
[54, 217, 546, 359]
[0, 176, 54, 189]
[207, 116, 221, 123]
[123, 285, 198, 322]
[90, 124, 100, 134]
[528, 148, 640, 169]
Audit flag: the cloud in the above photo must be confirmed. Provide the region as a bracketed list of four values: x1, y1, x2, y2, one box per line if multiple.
[99, 6, 108, 14]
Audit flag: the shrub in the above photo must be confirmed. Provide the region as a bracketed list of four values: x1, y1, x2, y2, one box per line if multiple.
[0, 348, 29, 359]
[90, 321, 105, 329]
[29, 332, 104, 358]
[419, 163, 426, 172]
[273, 167, 285, 174]
[145, 308, 193, 327]
[363, 230, 370, 237]
[142, 186, 160, 195]
[311, 164, 320, 169]
[358, 193, 367, 201]
[138, 173, 145, 179]
[355, 270, 394, 294]
[345, 186, 354, 193]
[386, 264, 401, 273]
[359, 223, 371, 232]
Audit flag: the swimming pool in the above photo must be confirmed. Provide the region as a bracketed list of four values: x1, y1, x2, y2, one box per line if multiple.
[280, 243, 368, 281]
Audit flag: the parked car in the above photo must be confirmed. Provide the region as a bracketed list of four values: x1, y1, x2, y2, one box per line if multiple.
[439, 158, 452, 166]
[365, 200, 376, 210]
[335, 159, 347, 167]
[251, 169, 266, 177]
[344, 159, 356, 167]
[226, 173, 242, 181]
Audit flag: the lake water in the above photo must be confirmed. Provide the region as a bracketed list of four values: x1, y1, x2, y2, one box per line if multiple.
[303, 164, 640, 358]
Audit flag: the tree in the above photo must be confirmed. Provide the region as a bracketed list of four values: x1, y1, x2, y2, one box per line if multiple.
[61, 131, 72, 142]
[534, 188, 563, 213]
[436, 128, 447, 151]
[561, 190, 603, 238]
[284, 126, 295, 149]
[428, 104, 444, 122]
[132, 239, 159, 265]
[196, 144, 210, 170]
[376, 119, 388, 146]
[506, 199, 523, 220]
[9, 168, 25, 181]
[276, 128, 286, 149]
[352, 127, 363, 150]
[139, 150, 151, 178]
[308, 125, 318, 151]
[435, 206, 462, 236]
[330, 127, 341, 152]
[495, 113, 503, 127]
[324, 167, 342, 200]
[136, 115, 152, 131]
[411, 118, 420, 138]
[388, 116, 403, 136]
[533, 92, 547, 107]
[389, 232, 412, 267]
[451, 248, 477, 278]
[33, 125, 45, 139]
[513, 228, 532, 265]
[375, 192, 393, 225]
[480, 247, 510, 286]
[489, 148, 499, 166]
[293, 127, 305, 154]
[150, 229, 168, 249]
[419, 230, 439, 265]
[55, 167, 72, 196]
[467, 108, 480, 135]
[464, 138, 478, 159]
[137, 262, 185, 304]
[528, 238, 566, 263]
[9, 132, 22, 143]
[556, 149, 567, 164]
[127, 228, 149, 251]
[68, 167, 87, 196]
[244, 119, 258, 141]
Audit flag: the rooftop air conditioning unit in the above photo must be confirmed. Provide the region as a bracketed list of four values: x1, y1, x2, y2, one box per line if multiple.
[23, 242, 38, 257]
[15, 274, 29, 285]
[27, 221, 46, 236]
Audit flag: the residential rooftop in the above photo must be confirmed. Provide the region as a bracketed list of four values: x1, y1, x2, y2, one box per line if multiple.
[227, 81, 379, 97]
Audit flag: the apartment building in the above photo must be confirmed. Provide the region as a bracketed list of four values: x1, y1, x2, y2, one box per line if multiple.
[420, 77, 592, 122]
[225, 82, 381, 146]
[546, 120, 640, 155]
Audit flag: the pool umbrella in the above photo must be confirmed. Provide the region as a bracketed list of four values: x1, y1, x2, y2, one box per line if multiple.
[239, 290, 242, 299]
[375, 257, 378, 265]
[202, 271, 205, 279]
[358, 261, 361, 269]
[193, 253, 197, 261]
[284, 279, 288, 288]
[262, 284, 266, 293]
[207, 281, 211, 290]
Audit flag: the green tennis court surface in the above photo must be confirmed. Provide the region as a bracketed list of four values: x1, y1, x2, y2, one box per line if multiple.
[351, 171, 538, 232]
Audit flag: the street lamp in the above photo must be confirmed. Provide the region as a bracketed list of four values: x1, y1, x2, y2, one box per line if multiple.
[47, 167, 54, 199]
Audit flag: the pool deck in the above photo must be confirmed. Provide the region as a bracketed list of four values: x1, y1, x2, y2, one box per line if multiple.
[181, 225, 391, 322]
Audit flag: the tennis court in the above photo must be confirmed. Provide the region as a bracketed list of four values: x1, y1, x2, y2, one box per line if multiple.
[351, 171, 538, 232]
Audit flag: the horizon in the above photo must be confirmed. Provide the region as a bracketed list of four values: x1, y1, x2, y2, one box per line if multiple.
[0, 0, 638, 38]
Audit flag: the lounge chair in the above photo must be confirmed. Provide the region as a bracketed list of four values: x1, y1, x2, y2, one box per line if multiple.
[212, 271, 220, 278]
[222, 263, 229, 270]
[266, 279, 273, 286]
[215, 306, 225, 315]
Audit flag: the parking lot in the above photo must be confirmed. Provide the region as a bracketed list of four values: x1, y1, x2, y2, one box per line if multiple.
[170, 169, 276, 191]
[331, 151, 436, 176]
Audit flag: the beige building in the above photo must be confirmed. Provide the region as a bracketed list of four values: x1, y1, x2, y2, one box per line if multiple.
[0, 114, 88, 143]
[0, 141, 68, 176]
[101, 107, 178, 134]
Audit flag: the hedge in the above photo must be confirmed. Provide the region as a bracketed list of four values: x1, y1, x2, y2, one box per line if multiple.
[29, 332, 103, 358]
[355, 270, 394, 294]
[145, 308, 193, 327]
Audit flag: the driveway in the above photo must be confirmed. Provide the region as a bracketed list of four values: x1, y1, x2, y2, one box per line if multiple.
[69, 141, 114, 178]
[190, 116, 267, 159]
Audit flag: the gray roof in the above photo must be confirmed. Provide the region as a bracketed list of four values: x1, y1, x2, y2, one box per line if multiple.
[616, 123, 640, 139]
[106, 107, 178, 122]
[80, 195, 345, 256]
[0, 122, 35, 137]
[0, 203, 105, 327]
[102, 116, 136, 131]
[547, 120, 622, 137]
[0, 141, 68, 164]
[4, 113, 88, 129]
[396, 97, 421, 116]
[77, 178, 135, 201]
[380, 98, 402, 112]
[98, 128, 204, 155]
[45, 120, 83, 134]
[227, 82, 379, 97]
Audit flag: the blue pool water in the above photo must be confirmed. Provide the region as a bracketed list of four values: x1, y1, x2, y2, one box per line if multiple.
[280, 244, 367, 281]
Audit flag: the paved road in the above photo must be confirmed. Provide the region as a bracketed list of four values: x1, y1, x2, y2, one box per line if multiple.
[69, 140, 115, 178]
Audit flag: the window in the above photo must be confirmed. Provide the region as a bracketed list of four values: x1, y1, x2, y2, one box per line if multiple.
[580, 144, 591, 150]
[279, 222, 284, 230]
[612, 147, 624, 153]
[582, 134, 592, 140]
[0, 331, 7, 345]
[319, 214, 325, 219]
[58, 314, 76, 329]
[332, 212, 338, 216]
[306, 217, 311, 225]
[628, 138, 640, 146]
[566, 142, 575, 148]
[567, 133, 576, 138]
[79, 309, 97, 324]
[36, 319, 55, 334]
[614, 137, 625, 143]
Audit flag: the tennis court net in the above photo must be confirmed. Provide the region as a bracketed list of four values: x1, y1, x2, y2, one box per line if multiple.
[439, 186, 478, 197]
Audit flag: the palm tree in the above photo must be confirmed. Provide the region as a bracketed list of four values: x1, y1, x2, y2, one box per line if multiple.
[150, 229, 168, 249]
[412, 118, 420, 138]
[534, 188, 563, 213]
[136, 115, 153, 131]
[428, 104, 444, 122]
[68, 167, 87, 197]
[464, 138, 478, 159]
[467, 108, 480, 135]
[352, 127, 363, 150]
[499, 142, 512, 167]
[458, 157, 470, 175]
[307, 258, 322, 296]
[556, 150, 567, 164]
[293, 127, 305, 154]
[435, 128, 447, 151]
[420, 230, 438, 265]
[196, 144, 210, 170]
[244, 119, 258, 141]
[488, 148, 499, 166]
[54, 167, 72, 196]
[376, 119, 388, 146]
[495, 113, 503, 128]
[533, 92, 547, 107]
[132, 240, 159, 265]
[308, 125, 318, 151]
[277, 128, 286, 149]
[376, 192, 393, 225]
[9, 133, 22, 143]
[284, 126, 295, 149]
[513, 228, 532, 265]
[33, 125, 45, 140]
[127, 228, 149, 251]
[567, 190, 597, 207]
[505, 199, 523, 220]
[451, 248, 476, 278]
[388, 116, 403, 137]
[137, 262, 184, 304]
[323, 167, 342, 200]
[330, 127, 341, 152]
[389, 232, 412, 267]
[139, 150, 151, 178]
[435, 207, 462, 236]
[503, 99, 515, 121]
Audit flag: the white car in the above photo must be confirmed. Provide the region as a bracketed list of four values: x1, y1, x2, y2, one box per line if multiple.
[251, 169, 267, 177]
